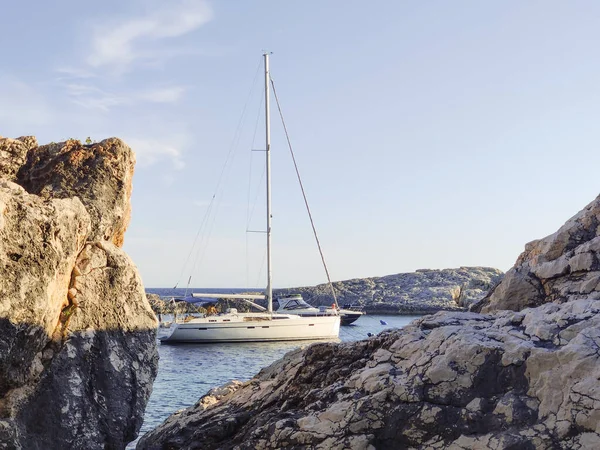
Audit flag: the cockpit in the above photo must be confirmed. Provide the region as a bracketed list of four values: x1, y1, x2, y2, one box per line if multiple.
[275, 295, 315, 311]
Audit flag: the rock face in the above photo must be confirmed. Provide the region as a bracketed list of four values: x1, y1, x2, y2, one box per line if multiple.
[139, 301, 600, 450]
[139, 196, 600, 449]
[0, 137, 158, 449]
[275, 267, 503, 313]
[473, 194, 600, 314]
[0, 136, 36, 181]
[17, 138, 135, 247]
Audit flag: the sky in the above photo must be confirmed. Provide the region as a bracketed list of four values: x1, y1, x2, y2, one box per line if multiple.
[2, 1, 600, 288]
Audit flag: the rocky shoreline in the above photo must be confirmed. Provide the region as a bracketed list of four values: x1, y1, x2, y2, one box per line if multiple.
[139, 194, 600, 448]
[147, 267, 504, 316]
[278, 266, 504, 313]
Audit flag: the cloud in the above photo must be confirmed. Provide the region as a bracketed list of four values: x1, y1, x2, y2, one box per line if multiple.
[125, 136, 187, 170]
[55, 67, 98, 80]
[87, 0, 213, 71]
[138, 86, 186, 103]
[64, 83, 129, 111]
[52, 1, 205, 112]
[61, 82, 186, 111]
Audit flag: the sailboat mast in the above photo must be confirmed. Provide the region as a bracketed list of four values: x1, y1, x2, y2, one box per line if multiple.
[264, 52, 273, 313]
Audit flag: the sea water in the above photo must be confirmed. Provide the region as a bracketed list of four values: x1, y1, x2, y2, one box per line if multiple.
[130, 288, 422, 447]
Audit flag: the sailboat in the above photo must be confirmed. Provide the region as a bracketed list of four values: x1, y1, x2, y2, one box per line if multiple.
[160, 54, 341, 343]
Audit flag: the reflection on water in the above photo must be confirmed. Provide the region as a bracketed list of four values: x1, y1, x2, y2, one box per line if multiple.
[130, 314, 422, 447]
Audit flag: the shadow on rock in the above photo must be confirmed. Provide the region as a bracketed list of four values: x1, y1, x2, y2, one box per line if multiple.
[0, 319, 158, 450]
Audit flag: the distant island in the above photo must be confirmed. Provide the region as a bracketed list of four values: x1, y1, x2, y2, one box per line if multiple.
[147, 266, 503, 315]
[276, 266, 503, 314]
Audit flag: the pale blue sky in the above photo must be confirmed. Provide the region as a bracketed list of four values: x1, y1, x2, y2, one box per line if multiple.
[2, 1, 600, 288]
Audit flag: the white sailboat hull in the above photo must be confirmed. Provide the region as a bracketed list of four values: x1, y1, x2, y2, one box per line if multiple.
[160, 313, 340, 343]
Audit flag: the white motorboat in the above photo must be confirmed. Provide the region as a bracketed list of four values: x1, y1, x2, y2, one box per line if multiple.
[273, 294, 365, 326]
[161, 54, 340, 344]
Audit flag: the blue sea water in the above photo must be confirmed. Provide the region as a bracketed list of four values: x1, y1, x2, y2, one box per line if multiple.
[129, 288, 422, 448]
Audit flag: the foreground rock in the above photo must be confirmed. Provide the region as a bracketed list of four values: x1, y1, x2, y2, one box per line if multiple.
[473, 194, 600, 313]
[17, 137, 135, 247]
[276, 267, 503, 313]
[0, 136, 36, 181]
[139, 300, 600, 449]
[0, 137, 158, 449]
[139, 195, 600, 449]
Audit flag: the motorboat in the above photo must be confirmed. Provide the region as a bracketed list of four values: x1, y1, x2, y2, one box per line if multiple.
[274, 294, 364, 326]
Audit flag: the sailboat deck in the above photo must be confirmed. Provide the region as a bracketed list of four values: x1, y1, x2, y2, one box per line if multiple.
[161, 312, 340, 343]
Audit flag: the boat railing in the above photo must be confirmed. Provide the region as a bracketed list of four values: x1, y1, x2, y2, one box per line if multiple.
[342, 304, 364, 312]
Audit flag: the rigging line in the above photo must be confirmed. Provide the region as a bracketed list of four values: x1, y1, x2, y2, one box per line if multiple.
[188, 189, 223, 289]
[246, 229, 249, 288]
[184, 198, 217, 296]
[173, 195, 215, 289]
[174, 194, 216, 290]
[187, 216, 213, 290]
[246, 94, 266, 230]
[247, 167, 266, 231]
[270, 76, 339, 307]
[251, 95, 265, 149]
[213, 57, 263, 204]
[184, 57, 262, 290]
[189, 138, 242, 288]
[255, 249, 267, 291]
[246, 92, 265, 286]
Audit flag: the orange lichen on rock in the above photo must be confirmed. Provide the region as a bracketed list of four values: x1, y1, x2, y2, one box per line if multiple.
[17, 137, 136, 247]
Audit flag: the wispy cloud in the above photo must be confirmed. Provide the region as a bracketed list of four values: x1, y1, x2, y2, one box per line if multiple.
[87, 0, 213, 71]
[55, 67, 98, 80]
[21, 1, 208, 174]
[125, 135, 188, 171]
[138, 86, 186, 103]
[53, 0, 210, 112]
[64, 83, 128, 111]
[61, 82, 187, 111]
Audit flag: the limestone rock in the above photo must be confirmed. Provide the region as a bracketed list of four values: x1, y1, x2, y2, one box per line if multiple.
[16, 241, 158, 449]
[0, 135, 158, 449]
[138, 300, 600, 449]
[15, 136, 38, 152]
[0, 180, 90, 396]
[475, 194, 600, 313]
[17, 138, 135, 247]
[139, 193, 600, 449]
[0, 137, 33, 181]
[275, 267, 504, 313]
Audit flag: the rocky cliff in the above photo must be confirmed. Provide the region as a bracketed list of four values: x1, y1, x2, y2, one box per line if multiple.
[138, 195, 600, 449]
[0, 136, 158, 449]
[275, 267, 503, 313]
[473, 194, 600, 314]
